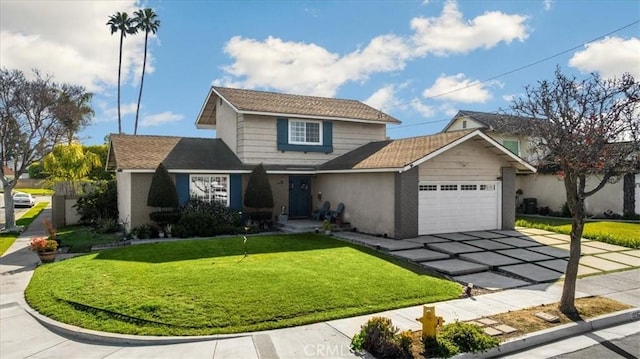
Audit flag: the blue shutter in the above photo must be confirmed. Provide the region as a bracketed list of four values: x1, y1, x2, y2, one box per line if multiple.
[175, 174, 190, 205]
[229, 174, 243, 210]
[277, 118, 288, 151]
[323, 121, 333, 153]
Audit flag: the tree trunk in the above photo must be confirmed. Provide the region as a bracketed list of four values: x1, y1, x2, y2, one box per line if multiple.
[134, 31, 149, 135]
[559, 174, 584, 317]
[2, 180, 17, 230]
[117, 30, 124, 134]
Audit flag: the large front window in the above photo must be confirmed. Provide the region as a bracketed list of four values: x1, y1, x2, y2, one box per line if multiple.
[289, 120, 322, 145]
[190, 175, 229, 205]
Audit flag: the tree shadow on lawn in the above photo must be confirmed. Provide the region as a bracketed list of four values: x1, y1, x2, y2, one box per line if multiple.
[92, 233, 440, 276]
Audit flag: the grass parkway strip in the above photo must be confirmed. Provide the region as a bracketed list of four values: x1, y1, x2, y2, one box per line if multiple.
[25, 233, 461, 336]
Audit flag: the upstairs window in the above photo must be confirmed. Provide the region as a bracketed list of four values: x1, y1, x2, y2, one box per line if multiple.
[503, 140, 520, 156]
[289, 120, 322, 145]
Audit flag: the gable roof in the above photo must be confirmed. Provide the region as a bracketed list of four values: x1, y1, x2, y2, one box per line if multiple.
[442, 110, 542, 134]
[107, 134, 246, 172]
[196, 86, 401, 128]
[319, 129, 536, 173]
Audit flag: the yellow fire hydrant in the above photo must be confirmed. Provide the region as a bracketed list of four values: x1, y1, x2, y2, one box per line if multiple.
[417, 305, 444, 339]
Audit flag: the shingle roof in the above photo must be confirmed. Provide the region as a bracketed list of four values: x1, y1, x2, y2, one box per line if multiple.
[319, 130, 473, 170]
[444, 110, 542, 134]
[212, 86, 401, 124]
[107, 134, 245, 171]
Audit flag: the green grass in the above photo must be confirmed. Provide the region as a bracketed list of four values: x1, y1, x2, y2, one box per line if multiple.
[516, 215, 640, 248]
[0, 202, 49, 256]
[25, 234, 461, 336]
[56, 226, 122, 253]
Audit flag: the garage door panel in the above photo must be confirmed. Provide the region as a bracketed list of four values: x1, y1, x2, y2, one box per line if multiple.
[419, 181, 500, 235]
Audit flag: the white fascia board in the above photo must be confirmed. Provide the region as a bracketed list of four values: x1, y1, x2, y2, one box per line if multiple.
[195, 124, 216, 130]
[168, 169, 250, 174]
[401, 130, 537, 173]
[195, 87, 216, 127]
[266, 170, 318, 175]
[119, 169, 250, 174]
[316, 168, 401, 174]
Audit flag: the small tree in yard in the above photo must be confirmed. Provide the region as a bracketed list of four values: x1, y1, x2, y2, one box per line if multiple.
[244, 164, 274, 220]
[0, 68, 93, 230]
[508, 67, 639, 316]
[147, 163, 179, 225]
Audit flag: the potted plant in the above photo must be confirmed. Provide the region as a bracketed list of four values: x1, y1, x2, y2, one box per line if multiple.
[29, 236, 59, 263]
[322, 219, 332, 235]
[163, 224, 173, 238]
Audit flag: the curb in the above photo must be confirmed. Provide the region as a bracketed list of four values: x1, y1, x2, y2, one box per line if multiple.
[455, 307, 640, 358]
[25, 306, 251, 346]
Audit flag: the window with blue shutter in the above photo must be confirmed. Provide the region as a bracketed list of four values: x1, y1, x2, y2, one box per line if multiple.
[277, 118, 333, 153]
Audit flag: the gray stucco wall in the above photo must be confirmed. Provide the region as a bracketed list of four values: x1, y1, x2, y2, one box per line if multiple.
[501, 167, 516, 229]
[394, 167, 418, 239]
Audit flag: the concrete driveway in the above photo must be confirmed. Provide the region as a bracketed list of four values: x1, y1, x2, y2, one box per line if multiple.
[335, 228, 640, 291]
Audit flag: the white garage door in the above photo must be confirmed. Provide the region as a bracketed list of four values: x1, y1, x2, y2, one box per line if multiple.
[418, 181, 501, 235]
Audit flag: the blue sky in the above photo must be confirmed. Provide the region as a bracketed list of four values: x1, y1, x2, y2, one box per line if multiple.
[1, 0, 638, 145]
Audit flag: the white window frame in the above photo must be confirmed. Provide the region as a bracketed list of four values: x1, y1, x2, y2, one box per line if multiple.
[502, 140, 520, 156]
[288, 119, 323, 145]
[189, 174, 229, 206]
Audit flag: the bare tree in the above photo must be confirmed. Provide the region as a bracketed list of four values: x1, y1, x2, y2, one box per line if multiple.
[509, 67, 639, 316]
[0, 68, 94, 230]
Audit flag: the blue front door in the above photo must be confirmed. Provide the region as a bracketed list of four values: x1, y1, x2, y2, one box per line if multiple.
[289, 176, 311, 218]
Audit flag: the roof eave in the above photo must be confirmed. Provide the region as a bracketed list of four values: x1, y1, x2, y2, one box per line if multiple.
[402, 130, 537, 173]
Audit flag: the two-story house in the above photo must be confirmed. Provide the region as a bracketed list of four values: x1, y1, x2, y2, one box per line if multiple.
[442, 110, 640, 217]
[108, 87, 536, 238]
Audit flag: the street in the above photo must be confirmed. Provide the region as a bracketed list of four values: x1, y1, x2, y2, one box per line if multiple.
[506, 322, 640, 358]
[0, 193, 45, 229]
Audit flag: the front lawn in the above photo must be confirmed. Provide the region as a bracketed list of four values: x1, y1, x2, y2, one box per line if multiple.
[26, 234, 461, 336]
[56, 226, 122, 252]
[516, 215, 640, 248]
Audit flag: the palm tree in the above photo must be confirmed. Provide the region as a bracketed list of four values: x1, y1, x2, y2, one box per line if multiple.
[107, 11, 137, 134]
[133, 8, 160, 135]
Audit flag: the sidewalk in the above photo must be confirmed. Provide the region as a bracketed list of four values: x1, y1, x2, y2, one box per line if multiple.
[1, 208, 639, 358]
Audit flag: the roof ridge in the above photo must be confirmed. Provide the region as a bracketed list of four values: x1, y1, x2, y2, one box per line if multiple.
[212, 86, 364, 103]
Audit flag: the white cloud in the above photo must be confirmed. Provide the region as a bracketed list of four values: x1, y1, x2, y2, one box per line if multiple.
[217, 35, 410, 97]
[411, 0, 529, 56]
[423, 73, 494, 103]
[364, 84, 403, 111]
[141, 112, 184, 127]
[502, 94, 517, 102]
[95, 101, 138, 123]
[411, 100, 436, 118]
[439, 104, 459, 117]
[569, 37, 640, 79]
[543, 0, 554, 11]
[0, 1, 153, 92]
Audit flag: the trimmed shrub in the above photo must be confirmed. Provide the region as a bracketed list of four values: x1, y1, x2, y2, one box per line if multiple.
[147, 163, 179, 209]
[149, 210, 181, 225]
[176, 199, 243, 237]
[351, 317, 412, 359]
[244, 163, 273, 210]
[74, 180, 118, 226]
[423, 321, 499, 358]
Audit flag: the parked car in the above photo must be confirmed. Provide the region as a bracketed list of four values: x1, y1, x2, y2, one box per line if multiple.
[13, 192, 35, 207]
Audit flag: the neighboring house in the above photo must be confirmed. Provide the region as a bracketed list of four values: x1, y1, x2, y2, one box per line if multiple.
[108, 88, 535, 237]
[442, 110, 640, 216]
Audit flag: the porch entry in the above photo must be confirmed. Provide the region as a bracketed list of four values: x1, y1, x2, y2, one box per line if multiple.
[289, 176, 311, 218]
